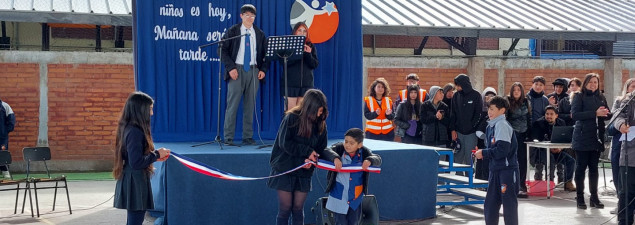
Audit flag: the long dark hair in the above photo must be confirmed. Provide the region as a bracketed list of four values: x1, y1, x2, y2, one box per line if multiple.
[292, 22, 311, 44]
[508, 82, 527, 112]
[368, 78, 391, 99]
[287, 89, 328, 138]
[403, 85, 421, 119]
[113, 92, 155, 180]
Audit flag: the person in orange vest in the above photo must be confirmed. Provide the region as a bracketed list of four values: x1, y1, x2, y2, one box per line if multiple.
[364, 78, 395, 141]
[394, 74, 429, 110]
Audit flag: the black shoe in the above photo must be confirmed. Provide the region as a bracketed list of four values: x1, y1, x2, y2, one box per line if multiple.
[590, 196, 604, 209]
[517, 191, 528, 198]
[223, 138, 235, 145]
[534, 173, 543, 181]
[242, 138, 256, 145]
[577, 196, 587, 210]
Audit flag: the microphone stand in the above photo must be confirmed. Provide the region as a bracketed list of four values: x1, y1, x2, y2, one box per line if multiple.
[191, 32, 251, 149]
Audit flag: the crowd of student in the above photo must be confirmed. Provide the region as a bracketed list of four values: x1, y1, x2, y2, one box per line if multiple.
[364, 72, 635, 224]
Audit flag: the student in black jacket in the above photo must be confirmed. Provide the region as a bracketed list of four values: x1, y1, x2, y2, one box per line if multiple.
[284, 22, 318, 110]
[421, 86, 450, 147]
[531, 106, 576, 192]
[0, 98, 16, 178]
[268, 89, 339, 225]
[220, 4, 270, 146]
[547, 78, 569, 107]
[475, 87, 497, 181]
[558, 78, 581, 126]
[506, 82, 532, 197]
[394, 85, 422, 144]
[571, 73, 610, 210]
[449, 74, 482, 174]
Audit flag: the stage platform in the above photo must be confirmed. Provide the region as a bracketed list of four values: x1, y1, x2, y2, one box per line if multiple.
[149, 139, 441, 225]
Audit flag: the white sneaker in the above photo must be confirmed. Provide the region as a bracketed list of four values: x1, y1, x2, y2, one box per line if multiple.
[2, 171, 10, 179]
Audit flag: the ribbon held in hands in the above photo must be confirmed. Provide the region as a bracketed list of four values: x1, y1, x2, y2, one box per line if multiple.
[170, 152, 380, 181]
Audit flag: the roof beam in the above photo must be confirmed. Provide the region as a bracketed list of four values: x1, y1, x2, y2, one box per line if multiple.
[504, 38, 520, 56]
[0, 11, 132, 26]
[414, 36, 428, 55]
[441, 37, 477, 55]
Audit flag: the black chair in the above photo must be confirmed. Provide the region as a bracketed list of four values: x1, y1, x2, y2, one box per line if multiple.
[22, 147, 72, 217]
[0, 150, 30, 215]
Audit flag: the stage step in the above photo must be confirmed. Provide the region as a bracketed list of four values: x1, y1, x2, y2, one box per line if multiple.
[438, 161, 471, 168]
[450, 188, 487, 199]
[438, 173, 488, 185]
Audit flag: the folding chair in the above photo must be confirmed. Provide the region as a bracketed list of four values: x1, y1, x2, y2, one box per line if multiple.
[0, 151, 30, 215]
[22, 147, 72, 217]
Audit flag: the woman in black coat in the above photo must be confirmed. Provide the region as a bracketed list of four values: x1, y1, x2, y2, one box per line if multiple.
[113, 92, 170, 225]
[284, 22, 319, 110]
[268, 89, 338, 225]
[571, 73, 610, 209]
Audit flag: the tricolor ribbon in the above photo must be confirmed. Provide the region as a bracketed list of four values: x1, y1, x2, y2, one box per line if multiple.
[170, 152, 380, 181]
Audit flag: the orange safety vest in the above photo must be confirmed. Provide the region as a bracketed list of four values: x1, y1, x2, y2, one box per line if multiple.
[364, 96, 394, 135]
[399, 89, 427, 103]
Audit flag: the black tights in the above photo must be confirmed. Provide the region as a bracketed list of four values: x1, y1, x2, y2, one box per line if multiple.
[276, 190, 308, 225]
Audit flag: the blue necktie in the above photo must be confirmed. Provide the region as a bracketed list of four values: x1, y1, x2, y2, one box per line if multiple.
[244, 30, 251, 72]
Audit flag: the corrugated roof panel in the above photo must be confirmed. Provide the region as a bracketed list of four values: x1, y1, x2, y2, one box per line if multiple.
[12, 1, 32, 11]
[432, 0, 484, 28]
[362, 0, 635, 33]
[90, 0, 110, 14]
[392, 0, 435, 26]
[52, 0, 71, 12]
[71, 0, 90, 14]
[33, 0, 50, 11]
[0, 0, 11, 10]
[410, 0, 462, 27]
[547, 0, 614, 31]
[110, 0, 130, 15]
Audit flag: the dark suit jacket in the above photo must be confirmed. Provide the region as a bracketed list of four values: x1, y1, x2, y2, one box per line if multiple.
[220, 23, 270, 80]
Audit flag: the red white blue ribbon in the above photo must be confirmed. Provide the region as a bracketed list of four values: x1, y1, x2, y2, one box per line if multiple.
[170, 152, 380, 181]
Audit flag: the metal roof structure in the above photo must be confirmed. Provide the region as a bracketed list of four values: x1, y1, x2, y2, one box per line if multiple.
[362, 0, 635, 41]
[0, 0, 132, 26]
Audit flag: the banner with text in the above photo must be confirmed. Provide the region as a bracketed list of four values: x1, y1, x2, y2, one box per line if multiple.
[135, 0, 363, 141]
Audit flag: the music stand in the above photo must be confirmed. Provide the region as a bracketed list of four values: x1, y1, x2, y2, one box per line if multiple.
[256, 35, 305, 149]
[191, 32, 250, 149]
[266, 35, 306, 111]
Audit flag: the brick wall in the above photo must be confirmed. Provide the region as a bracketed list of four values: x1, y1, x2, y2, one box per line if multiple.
[0, 63, 40, 161]
[47, 64, 135, 161]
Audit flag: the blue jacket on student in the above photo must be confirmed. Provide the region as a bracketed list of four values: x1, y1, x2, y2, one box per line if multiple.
[482, 114, 518, 171]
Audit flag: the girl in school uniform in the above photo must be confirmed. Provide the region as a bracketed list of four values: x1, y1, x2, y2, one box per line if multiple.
[113, 92, 170, 225]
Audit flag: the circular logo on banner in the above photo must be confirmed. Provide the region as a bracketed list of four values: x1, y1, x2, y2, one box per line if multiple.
[290, 0, 339, 44]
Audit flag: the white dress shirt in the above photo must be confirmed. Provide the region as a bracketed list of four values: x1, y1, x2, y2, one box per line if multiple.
[235, 24, 257, 66]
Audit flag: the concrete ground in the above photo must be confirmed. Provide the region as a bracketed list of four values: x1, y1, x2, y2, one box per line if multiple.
[0, 171, 622, 225]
